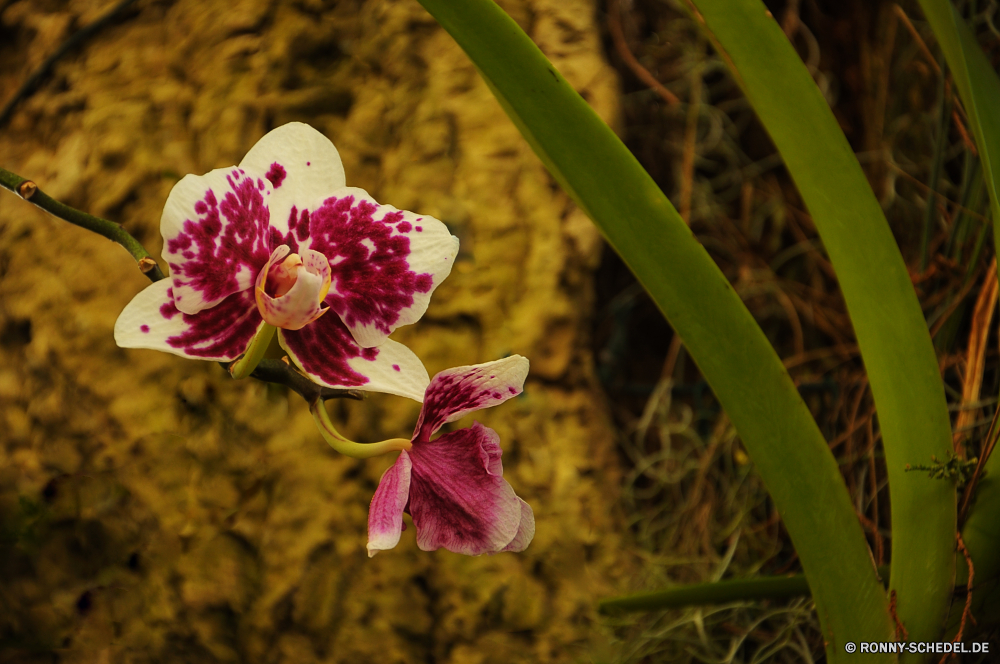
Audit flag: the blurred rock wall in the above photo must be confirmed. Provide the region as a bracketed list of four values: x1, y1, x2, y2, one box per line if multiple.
[0, 0, 629, 661]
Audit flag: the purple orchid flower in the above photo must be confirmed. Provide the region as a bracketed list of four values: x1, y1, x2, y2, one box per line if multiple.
[115, 123, 459, 401]
[367, 356, 535, 556]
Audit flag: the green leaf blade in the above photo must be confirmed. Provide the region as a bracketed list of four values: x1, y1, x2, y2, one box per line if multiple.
[416, 0, 894, 659]
[688, 0, 956, 647]
[918, 0, 1000, 632]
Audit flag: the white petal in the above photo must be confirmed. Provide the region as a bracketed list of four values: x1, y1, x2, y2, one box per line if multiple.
[295, 187, 460, 348]
[115, 279, 264, 361]
[239, 122, 347, 237]
[278, 313, 430, 402]
[160, 167, 273, 314]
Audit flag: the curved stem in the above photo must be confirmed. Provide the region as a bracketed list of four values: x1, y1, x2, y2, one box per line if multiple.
[0, 166, 165, 282]
[229, 323, 276, 379]
[310, 399, 412, 459]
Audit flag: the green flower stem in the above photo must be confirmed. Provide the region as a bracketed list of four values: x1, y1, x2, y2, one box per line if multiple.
[310, 399, 412, 459]
[229, 323, 276, 379]
[599, 567, 891, 614]
[0, 166, 165, 282]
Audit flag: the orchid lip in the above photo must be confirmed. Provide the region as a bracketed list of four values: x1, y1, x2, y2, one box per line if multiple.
[254, 245, 332, 330]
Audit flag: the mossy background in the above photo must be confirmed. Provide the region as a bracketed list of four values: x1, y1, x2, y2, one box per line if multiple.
[0, 0, 635, 661]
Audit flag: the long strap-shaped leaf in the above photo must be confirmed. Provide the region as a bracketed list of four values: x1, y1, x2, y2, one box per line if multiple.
[687, 0, 956, 646]
[918, 0, 1000, 627]
[414, 0, 893, 658]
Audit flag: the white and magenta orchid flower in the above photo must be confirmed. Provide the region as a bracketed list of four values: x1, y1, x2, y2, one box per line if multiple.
[114, 123, 459, 401]
[366, 356, 535, 556]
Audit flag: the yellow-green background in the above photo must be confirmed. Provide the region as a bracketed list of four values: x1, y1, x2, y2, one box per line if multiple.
[0, 0, 635, 660]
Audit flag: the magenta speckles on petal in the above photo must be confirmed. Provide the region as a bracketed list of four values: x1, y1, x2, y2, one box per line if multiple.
[140, 324, 150, 333]
[162, 168, 273, 314]
[300, 194, 434, 341]
[414, 357, 529, 443]
[392, 364, 400, 372]
[397, 221, 412, 233]
[159, 301, 178, 320]
[162, 289, 263, 359]
[265, 162, 287, 188]
[279, 312, 374, 388]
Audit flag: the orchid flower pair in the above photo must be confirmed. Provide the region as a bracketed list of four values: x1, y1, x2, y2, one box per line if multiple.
[115, 123, 533, 556]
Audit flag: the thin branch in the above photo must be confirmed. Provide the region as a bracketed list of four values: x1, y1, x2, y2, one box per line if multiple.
[0, 0, 142, 129]
[249, 359, 363, 404]
[606, 0, 680, 106]
[0, 166, 165, 281]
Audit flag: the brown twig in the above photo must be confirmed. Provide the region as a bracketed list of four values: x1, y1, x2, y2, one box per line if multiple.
[889, 589, 910, 640]
[892, 5, 977, 153]
[680, 62, 703, 223]
[661, 333, 684, 381]
[929, 261, 986, 338]
[939, 533, 976, 663]
[607, 0, 680, 106]
[959, 403, 1000, 527]
[954, 258, 998, 455]
[857, 512, 884, 569]
[894, 4, 941, 76]
[828, 413, 872, 452]
[782, 344, 859, 370]
[887, 162, 991, 225]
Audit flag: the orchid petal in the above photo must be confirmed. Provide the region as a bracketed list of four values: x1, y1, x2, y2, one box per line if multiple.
[292, 188, 459, 348]
[255, 248, 331, 330]
[501, 498, 535, 553]
[366, 452, 413, 557]
[161, 167, 273, 315]
[413, 355, 529, 442]
[407, 423, 523, 555]
[239, 122, 347, 239]
[115, 279, 263, 361]
[278, 314, 430, 401]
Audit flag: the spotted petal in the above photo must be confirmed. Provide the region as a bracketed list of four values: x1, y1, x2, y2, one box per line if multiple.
[115, 279, 264, 361]
[407, 423, 526, 555]
[413, 356, 529, 443]
[239, 122, 347, 239]
[161, 167, 273, 315]
[278, 312, 430, 401]
[366, 452, 412, 557]
[290, 188, 459, 348]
